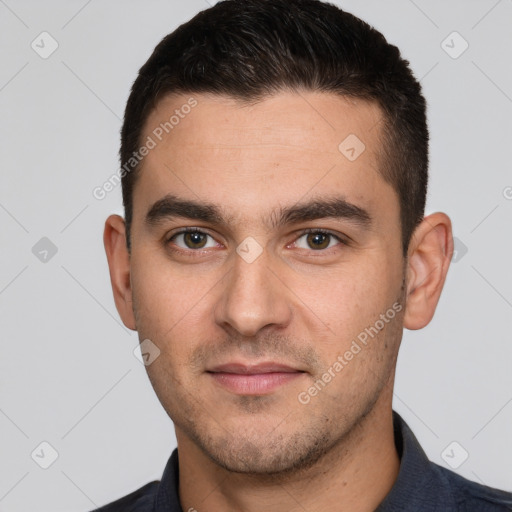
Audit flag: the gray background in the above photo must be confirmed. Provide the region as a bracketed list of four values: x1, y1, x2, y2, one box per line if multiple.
[1, 0, 511, 510]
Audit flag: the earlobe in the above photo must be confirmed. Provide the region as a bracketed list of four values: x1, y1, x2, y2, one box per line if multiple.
[403, 212, 453, 330]
[103, 215, 137, 330]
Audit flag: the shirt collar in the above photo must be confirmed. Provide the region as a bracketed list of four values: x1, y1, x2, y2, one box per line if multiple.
[376, 411, 457, 511]
[155, 448, 183, 512]
[154, 411, 455, 511]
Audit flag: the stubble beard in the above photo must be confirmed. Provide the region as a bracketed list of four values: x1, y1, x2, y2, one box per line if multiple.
[135, 273, 407, 480]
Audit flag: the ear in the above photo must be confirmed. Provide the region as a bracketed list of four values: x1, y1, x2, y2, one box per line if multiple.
[403, 212, 453, 330]
[103, 214, 137, 330]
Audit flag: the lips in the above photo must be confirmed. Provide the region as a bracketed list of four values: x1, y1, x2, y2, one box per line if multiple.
[208, 362, 301, 374]
[207, 361, 305, 395]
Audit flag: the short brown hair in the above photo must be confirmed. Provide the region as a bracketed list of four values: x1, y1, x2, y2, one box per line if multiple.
[120, 0, 429, 255]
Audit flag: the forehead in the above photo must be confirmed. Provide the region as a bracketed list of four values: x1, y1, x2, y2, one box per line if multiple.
[143, 91, 383, 158]
[134, 91, 396, 227]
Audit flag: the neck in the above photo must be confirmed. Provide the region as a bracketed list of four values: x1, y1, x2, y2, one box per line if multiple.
[176, 400, 400, 512]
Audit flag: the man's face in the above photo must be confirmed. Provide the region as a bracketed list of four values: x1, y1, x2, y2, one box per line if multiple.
[128, 91, 406, 474]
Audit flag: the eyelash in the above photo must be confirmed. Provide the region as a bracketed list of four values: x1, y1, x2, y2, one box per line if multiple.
[293, 228, 347, 251]
[165, 227, 220, 255]
[165, 227, 348, 256]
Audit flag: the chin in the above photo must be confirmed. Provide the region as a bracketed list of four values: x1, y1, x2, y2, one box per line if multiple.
[193, 425, 338, 477]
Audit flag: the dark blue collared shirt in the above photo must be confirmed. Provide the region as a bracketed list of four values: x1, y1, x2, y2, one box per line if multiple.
[95, 411, 512, 511]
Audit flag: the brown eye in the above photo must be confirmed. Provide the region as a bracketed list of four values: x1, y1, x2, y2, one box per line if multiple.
[293, 231, 343, 251]
[170, 230, 217, 250]
[306, 232, 331, 250]
[183, 231, 207, 248]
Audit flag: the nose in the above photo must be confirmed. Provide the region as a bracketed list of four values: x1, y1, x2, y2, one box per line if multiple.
[214, 249, 292, 337]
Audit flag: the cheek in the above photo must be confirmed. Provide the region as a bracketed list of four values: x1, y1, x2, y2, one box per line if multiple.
[130, 249, 226, 369]
[303, 266, 403, 403]
[130, 250, 209, 338]
[301, 256, 402, 348]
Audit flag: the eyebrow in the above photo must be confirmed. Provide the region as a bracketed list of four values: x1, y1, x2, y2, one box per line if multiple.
[276, 198, 372, 229]
[145, 194, 224, 226]
[145, 194, 372, 230]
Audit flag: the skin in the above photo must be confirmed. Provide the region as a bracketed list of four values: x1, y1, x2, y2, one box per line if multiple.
[104, 91, 453, 512]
